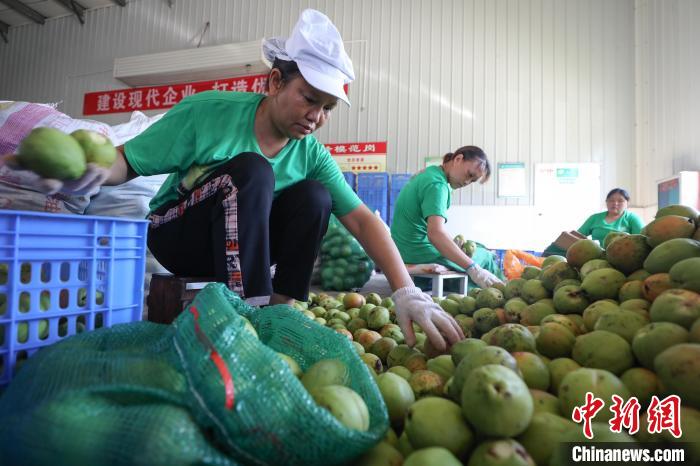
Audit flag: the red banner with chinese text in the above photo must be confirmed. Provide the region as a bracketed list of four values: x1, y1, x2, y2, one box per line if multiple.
[83, 76, 350, 116]
[83, 75, 269, 115]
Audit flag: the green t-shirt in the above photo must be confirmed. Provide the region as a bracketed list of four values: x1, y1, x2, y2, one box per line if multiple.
[124, 91, 361, 216]
[390, 165, 451, 264]
[577, 210, 645, 245]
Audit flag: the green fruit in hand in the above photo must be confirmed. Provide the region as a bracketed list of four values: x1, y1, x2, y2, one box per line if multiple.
[18, 127, 86, 180]
[71, 129, 117, 167]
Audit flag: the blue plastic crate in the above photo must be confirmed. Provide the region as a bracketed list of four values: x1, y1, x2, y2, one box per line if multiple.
[493, 249, 507, 270]
[357, 173, 389, 224]
[342, 172, 356, 191]
[388, 173, 412, 226]
[0, 210, 148, 386]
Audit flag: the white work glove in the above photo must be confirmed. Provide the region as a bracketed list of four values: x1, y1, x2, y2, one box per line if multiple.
[2, 155, 110, 196]
[392, 286, 464, 352]
[466, 264, 504, 289]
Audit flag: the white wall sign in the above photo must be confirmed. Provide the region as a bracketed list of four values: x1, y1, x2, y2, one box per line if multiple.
[497, 162, 527, 198]
[534, 163, 601, 210]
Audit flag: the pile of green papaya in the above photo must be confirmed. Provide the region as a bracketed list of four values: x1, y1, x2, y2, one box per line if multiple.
[319, 216, 374, 291]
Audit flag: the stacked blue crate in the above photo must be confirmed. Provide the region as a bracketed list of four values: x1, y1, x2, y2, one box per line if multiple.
[342, 172, 356, 191]
[388, 174, 412, 226]
[357, 173, 389, 224]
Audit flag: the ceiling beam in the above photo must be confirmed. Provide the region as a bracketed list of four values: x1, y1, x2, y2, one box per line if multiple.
[0, 0, 46, 24]
[111, 0, 126, 6]
[0, 20, 8, 43]
[54, 0, 86, 24]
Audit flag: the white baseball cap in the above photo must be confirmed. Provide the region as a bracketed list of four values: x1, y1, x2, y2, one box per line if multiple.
[262, 9, 354, 106]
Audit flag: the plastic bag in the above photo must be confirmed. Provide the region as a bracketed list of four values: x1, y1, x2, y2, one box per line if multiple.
[0, 101, 117, 212]
[502, 249, 546, 280]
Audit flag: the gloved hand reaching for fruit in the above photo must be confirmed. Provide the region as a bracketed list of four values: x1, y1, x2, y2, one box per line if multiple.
[391, 285, 464, 351]
[2, 156, 111, 195]
[3, 127, 118, 195]
[466, 263, 503, 289]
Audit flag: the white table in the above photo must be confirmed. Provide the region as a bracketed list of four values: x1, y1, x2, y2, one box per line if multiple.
[409, 272, 469, 298]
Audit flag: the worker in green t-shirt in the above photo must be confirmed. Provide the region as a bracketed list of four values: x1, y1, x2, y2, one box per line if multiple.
[543, 187, 644, 256]
[391, 146, 503, 289]
[578, 188, 645, 243]
[6, 9, 462, 351]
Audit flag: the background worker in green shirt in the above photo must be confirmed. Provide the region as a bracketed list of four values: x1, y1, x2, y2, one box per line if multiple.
[391, 146, 504, 289]
[543, 187, 644, 256]
[6, 9, 462, 351]
[579, 188, 645, 243]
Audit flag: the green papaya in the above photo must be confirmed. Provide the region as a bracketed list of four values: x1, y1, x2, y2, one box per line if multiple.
[18, 127, 86, 180]
[71, 129, 117, 167]
[643, 238, 700, 273]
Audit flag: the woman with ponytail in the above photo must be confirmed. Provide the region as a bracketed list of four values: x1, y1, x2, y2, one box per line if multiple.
[391, 146, 503, 289]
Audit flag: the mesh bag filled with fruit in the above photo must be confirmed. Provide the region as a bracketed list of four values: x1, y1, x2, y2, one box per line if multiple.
[319, 215, 375, 291]
[0, 283, 388, 466]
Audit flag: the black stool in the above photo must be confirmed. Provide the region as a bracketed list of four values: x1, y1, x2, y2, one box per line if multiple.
[146, 274, 216, 324]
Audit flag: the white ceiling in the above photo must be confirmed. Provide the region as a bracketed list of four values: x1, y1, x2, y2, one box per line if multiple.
[0, 0, 120, 28]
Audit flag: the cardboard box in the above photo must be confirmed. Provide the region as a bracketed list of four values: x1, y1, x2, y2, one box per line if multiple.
[553, 230, 587, 250]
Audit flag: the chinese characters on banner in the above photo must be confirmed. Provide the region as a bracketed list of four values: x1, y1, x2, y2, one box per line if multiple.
[325, 142, 387, 173]
[573, 392, 682, 440]
[83, 75, 270, 115]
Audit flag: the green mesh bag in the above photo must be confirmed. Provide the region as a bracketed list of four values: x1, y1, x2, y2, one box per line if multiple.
[319, 215, 375, 291]
[0, 283, 388, 466]
[173, 283, 388, 465]
[0, 321, 235, 466]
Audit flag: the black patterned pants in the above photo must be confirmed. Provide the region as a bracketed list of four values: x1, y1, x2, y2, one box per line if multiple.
[147, 152, 332, 301]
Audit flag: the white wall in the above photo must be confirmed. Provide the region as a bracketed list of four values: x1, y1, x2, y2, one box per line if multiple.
[635, 0, 700, 209]
[0, 0, 645, 250]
